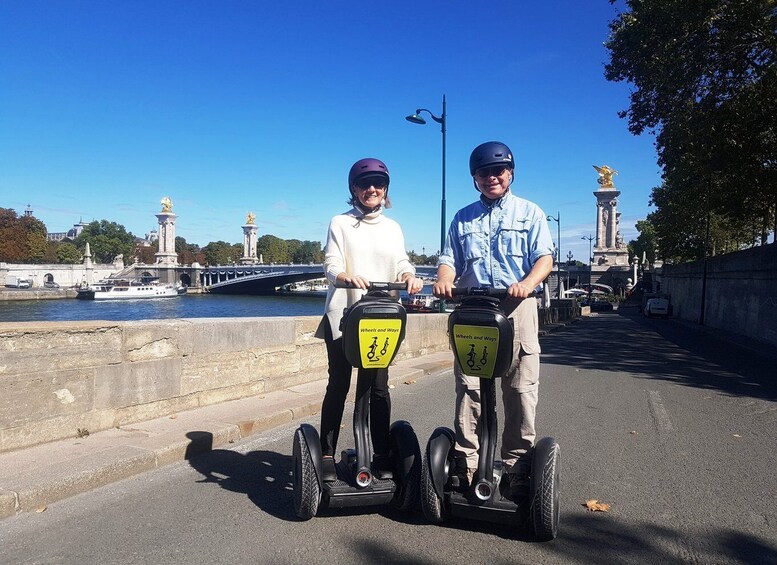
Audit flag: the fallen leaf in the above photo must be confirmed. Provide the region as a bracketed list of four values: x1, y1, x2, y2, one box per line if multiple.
[76, 428, 90, 438]
[629, 430, 638, 435]
[36, 506, 47, 513]
[403, 380, 416, 385]
[584, 499, 610, 512]
[169, 414, 177, 419]
[733, 434, 741, 438]
[388, 384, 396, 389]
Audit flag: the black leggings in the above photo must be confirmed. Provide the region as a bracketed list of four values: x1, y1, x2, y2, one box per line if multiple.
[319, 318, 391, 458]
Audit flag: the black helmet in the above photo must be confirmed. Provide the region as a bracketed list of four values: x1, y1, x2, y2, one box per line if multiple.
[348, 158, 390, 188]
[469, 141, 514, 175]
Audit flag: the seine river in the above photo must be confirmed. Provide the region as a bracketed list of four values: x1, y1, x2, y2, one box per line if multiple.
[0, 293, 328, 323]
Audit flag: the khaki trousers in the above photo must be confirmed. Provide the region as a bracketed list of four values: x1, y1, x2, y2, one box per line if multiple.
[453, 297, 540, 474]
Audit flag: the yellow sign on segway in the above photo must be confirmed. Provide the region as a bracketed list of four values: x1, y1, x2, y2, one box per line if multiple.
[451, 324, 500, 378]
[357, 319, 403, 369]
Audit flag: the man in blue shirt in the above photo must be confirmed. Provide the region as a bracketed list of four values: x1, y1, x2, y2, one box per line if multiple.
[433, 141, 554, 498]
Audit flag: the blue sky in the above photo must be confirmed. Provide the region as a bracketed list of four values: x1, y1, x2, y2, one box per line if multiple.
[0, 0, 660, 263]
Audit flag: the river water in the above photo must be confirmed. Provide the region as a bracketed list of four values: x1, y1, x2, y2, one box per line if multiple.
[1, 286, 435, 323]
[0, 293, 328, 323]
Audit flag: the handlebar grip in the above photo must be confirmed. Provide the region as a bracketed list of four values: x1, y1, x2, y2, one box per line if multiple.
[333, 280, 407, 291]
[449, 287, 537, 298]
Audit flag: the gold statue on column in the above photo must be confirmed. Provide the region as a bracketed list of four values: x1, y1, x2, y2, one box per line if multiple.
[593, 165, 618, 188]
[160, 196, 173, 212]
[246, 212, 256, 225]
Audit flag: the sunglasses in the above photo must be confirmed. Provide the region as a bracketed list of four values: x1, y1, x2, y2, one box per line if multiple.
[354, 178, 388, 190]
[475, 165, 509, 179]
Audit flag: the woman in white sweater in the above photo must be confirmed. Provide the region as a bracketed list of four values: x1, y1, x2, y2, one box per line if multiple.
[315, 157, 424, 481]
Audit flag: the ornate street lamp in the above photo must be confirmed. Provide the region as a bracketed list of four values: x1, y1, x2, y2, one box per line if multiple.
[406, 94, 447, 311]
[547, 212, 561, 298]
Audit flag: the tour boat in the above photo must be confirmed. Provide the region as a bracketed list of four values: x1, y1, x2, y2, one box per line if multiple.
[76, 278, 186, 300]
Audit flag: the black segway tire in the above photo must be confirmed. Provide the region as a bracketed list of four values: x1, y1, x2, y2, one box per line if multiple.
[389, 420, 422, 512]
[421, 452, 444, 523]
[292, 427, 321, 520]
[530, 437, 560, 541]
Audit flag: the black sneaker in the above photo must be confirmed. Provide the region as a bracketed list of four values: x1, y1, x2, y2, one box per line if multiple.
[372, 454, 394, 480]
[322, 455, 337, 482]
[508, 460, 531, 499]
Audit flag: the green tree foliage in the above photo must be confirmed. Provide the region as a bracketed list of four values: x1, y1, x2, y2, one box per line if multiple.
[627, 219, 659, 264]
[256, 235, 289, 263]
[73, 220, 135, 264]
[0, 208, 51, 263]
[56, 242, 82, 264]
[175, 236, 204, 265]
[202, 241, 240, 265]
[605, 0, 777, 260]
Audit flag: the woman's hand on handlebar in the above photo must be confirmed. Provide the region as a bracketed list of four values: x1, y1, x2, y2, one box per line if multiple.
[507, 281, 535, 299]
[401, 274, 424, 295]
[336, 273, 369, 290]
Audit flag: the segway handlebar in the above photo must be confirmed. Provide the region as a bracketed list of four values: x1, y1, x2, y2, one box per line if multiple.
[333, 280, 408, 291]
[449, 287, 538, 299]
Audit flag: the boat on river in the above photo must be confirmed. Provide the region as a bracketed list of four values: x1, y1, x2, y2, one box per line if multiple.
[76, 278, 186, 300]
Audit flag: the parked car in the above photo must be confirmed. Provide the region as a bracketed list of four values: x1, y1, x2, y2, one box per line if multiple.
[44, 281, 60, 289]
[644, 297, 670, 319]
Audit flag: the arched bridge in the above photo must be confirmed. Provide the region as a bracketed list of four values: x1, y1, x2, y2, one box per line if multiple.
[201, 264, 437, 295]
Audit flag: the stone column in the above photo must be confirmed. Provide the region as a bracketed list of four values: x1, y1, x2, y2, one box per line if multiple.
[83, 242, 93, 285]
[240, 212, 258, 265]
[155, 197, 178, 266]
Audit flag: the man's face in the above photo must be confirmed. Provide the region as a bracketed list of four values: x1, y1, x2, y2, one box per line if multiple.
[473, 165, 512, 200]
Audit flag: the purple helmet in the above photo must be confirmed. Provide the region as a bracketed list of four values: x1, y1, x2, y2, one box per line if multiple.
[348, 158, 390, 188]
[469, 141, 514, 175]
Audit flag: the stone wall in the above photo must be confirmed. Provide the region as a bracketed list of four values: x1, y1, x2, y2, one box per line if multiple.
[662, 245, 777, 348]
[1, 261, 122, 289]
[0, 314, 449, 453]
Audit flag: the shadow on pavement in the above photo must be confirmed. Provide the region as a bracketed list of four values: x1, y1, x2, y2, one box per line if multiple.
[542, 310, 777, 402]
[184, 431, 297, 521]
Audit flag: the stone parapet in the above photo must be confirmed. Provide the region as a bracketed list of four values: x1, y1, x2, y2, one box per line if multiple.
[0, 315, 452, 454]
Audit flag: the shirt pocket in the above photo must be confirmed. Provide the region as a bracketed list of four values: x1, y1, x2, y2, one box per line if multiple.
[458, 225, 487, 262]
[498, 218, 532, 259]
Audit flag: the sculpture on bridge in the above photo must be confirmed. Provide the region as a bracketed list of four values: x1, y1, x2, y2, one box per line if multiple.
[160, 196, 173, 212]
[593, 165, 617, 188]
[246, 211, 256, 225]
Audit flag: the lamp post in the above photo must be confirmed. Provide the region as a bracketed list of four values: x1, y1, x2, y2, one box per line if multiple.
[581, 234, 594, 302]
[547, 212, 560, 298]
[566, 250, 573, 290]
[406, 94, 447, 311]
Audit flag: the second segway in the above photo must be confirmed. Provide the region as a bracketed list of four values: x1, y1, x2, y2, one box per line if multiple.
[420, 287, 560, 540]
[292, 281, 421, 520]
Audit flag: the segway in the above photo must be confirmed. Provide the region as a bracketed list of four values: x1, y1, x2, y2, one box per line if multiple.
[420, 287, 560, 541]
[292, 281, 422, 520]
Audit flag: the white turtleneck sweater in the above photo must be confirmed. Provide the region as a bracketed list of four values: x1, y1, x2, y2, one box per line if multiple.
[318, 207, 415, 341]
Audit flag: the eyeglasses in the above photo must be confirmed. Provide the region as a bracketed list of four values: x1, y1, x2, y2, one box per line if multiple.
[354, 178, 388, 190]
[474, 165, 509, 179]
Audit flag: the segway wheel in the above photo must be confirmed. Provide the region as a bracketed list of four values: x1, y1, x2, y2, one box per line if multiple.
[530, 437, 560, 541]
[388, 420, 422, 512]
[292, 427, 320, 520]
[420, 453, 444, 523]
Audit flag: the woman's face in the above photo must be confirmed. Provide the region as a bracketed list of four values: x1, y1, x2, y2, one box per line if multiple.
[352, 176, 387, 209]
[473, 165, 513, 200]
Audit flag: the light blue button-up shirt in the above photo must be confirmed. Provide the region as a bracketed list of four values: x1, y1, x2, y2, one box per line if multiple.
[438, 191, 554, 291]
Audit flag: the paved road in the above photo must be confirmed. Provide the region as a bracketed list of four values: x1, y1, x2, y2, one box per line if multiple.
[2, 310, 776, 564]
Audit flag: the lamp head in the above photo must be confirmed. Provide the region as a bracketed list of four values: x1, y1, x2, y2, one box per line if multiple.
[405, 113, 426, 125]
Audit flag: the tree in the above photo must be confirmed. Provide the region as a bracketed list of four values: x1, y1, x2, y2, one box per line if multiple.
[605, 0, 777, 259]
[56, 242, 82, 264]
[256, 235, 289, 263]
[202, 241, 240, 265]
[74, 220, 135, 264]
[627, 219, 659, 264]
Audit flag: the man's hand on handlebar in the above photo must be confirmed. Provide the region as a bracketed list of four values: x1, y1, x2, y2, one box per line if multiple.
[432, 279, 455, 300]
[507, 281, 535, 299]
